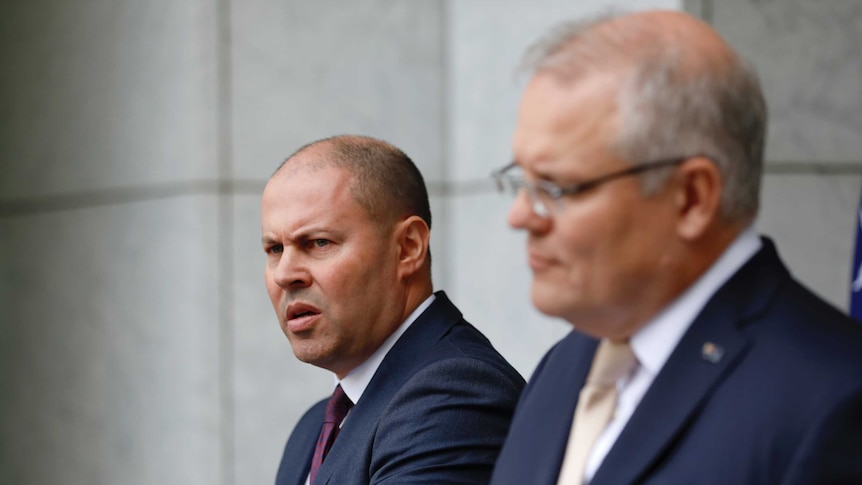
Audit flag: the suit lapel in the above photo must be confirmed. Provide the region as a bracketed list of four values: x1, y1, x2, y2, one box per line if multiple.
[592, 239, 788, 484]
[278, 400, 325, 485]
[528, 333, 599, 485]
[309, 292, 463, 485]
[489, 329, 598, 485]
[592, 312, 750, 484]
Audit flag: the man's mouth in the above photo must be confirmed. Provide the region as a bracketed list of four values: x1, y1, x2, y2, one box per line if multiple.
[528, 251, 554, 272]
[285, 302, 321, 333]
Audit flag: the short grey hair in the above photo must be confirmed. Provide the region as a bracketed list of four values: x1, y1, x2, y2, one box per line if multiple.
[520, 12, 767, 223]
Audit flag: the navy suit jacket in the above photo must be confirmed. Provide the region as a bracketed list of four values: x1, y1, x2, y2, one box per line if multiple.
[276, 291, 525, 485]
[491, 238, 862, 484]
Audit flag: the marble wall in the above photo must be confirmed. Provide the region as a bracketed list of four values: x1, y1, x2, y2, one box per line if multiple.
[0, 1, 224, 484]
[2, 0, 860, 484]
[685, 0, 862, 310]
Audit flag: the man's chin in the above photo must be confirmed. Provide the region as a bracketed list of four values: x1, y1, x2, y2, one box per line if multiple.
[530, 285, 570, 320]
[289, 342, 331, 368]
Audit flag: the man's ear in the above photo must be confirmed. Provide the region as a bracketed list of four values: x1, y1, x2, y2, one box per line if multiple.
[673, 156, 723, 240]
[395, 215, 430, 279]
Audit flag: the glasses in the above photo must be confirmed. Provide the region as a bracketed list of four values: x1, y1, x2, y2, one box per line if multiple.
[491, 157, 688, 218]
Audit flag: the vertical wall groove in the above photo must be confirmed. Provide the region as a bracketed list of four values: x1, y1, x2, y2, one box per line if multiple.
[216, 0, 235, 483]
[438, 0, 453, 292]
[703, 0, 713, 24]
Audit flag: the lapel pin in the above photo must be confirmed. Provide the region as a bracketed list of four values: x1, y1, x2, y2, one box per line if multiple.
[701, 342, 724, 364]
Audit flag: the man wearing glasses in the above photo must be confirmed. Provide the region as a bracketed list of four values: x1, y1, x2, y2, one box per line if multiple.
[490, 10, 862, 485]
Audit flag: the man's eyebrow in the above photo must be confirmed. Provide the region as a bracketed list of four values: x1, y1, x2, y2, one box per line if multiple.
[261, 226, 328, 246]
[526, 164, 561, 183]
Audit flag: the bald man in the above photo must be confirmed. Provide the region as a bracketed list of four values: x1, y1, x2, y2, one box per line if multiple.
[263, 135, 524, 485]
[489, 10, 862, 485]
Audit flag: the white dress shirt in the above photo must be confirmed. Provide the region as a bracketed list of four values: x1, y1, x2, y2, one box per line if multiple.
[582, 228, 762, 482]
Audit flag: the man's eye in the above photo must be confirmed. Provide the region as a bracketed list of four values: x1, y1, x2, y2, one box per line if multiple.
[537, 184, 563, 200]
[266, 244, 283, 255]
[309, 239, 330, 249]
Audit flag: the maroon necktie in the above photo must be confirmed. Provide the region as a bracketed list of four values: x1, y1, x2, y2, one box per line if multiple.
[309, 384, 353, 484]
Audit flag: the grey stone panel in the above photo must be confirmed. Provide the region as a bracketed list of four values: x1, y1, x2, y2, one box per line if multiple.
[0, 0, 219, 198]
[231, 0, 445, 184]
[0, 196, 221, 485]
[710, 0, 862, 163]
[757, 172, 862, 311]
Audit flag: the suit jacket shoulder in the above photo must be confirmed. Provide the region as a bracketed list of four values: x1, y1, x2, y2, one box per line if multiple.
[492, 238, 862, 485]
[277, 291, 525, 485]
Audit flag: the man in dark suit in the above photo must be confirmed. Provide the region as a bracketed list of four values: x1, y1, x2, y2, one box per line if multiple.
[261, 135, 524, 485]
[490, 10, 862, 485]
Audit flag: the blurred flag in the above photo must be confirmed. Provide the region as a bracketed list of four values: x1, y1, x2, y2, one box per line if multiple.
[851, 188, 862, 322]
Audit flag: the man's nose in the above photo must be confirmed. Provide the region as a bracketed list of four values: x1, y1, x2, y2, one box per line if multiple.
[273, 249, 312, 289]
[507, 189, 552, 234]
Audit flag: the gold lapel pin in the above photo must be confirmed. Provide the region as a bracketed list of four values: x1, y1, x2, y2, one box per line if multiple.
[701, 342, 725, 364]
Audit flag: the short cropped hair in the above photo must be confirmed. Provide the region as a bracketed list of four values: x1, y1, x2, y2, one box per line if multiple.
[278, 135, 432, 231]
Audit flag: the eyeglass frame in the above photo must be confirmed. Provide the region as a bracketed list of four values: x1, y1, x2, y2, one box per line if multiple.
[491, 157, 692, 218]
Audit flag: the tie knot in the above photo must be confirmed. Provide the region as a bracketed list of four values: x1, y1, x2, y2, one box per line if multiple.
[587, 339, 637, 386]
[324, 384, 353, 424]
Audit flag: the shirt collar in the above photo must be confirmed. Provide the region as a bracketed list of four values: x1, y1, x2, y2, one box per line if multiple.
[335, 294, 437, 405]
[630, 228, 761, 376]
